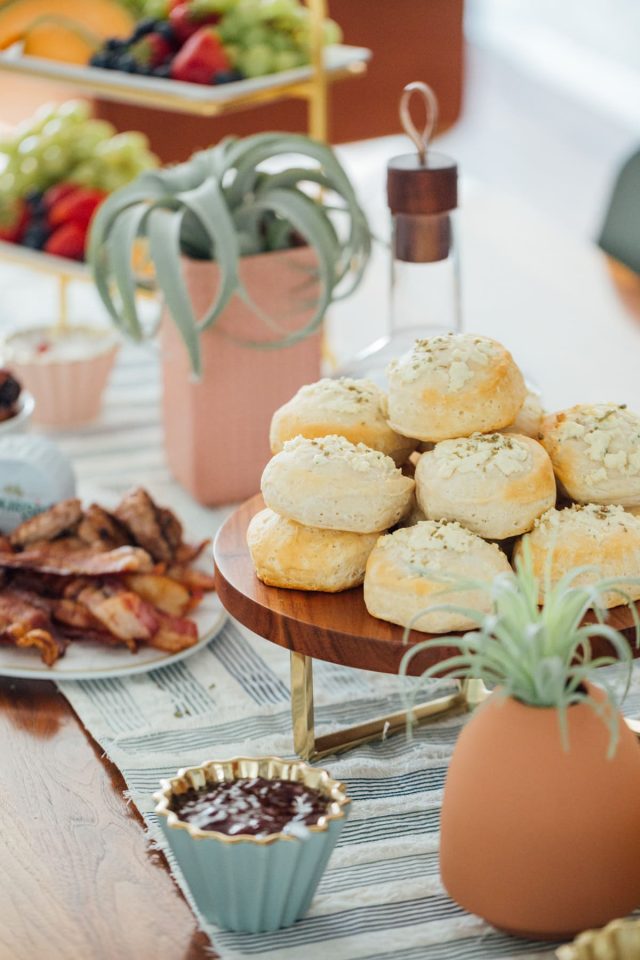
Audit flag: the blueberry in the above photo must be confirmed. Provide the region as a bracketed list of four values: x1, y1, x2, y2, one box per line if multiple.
[131, 17, 158, 41]
[89, 51, 112, 68]
[22, 224, 51, 250]
[105, 37, 126, 52]
[153, 21, 177, 45]
[117, 54, 139, 73]
[153, 62, 172, 78]
[214, 69, 244, 84]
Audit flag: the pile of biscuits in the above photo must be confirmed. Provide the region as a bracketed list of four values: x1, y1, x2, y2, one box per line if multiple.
[248, 333, 640, 634]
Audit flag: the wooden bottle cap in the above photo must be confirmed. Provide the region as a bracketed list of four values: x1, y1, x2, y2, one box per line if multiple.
[387, 81, 458, 216]
[387, 152, 458, 215]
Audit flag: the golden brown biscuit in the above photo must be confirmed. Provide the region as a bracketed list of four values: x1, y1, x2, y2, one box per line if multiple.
[501, 389, 545, 439]
[539, 403, 640, 507]
[247, 508, 378, 591]
[269, 377, 416, 466]
[364, 519, 512, 633]
[386, 333, 526, 442]
[415, 432, 556, 539]
[513, 503, 640, 608]
[261, 435, 415, 534]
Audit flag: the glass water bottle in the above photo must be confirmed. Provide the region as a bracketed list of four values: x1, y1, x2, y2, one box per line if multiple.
[339, 83, 461, 386]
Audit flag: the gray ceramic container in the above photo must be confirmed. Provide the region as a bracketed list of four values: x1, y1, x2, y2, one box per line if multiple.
[154, 755, 351, 933]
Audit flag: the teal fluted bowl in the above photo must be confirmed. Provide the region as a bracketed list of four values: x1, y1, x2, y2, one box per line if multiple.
[154, 756, 351, 933]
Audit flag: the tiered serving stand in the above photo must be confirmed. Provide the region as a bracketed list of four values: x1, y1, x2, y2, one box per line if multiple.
[214, 494, 640, 759]
[0, 0, 370, 320]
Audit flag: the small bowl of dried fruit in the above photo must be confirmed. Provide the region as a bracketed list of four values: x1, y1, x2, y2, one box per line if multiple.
[154, 756, 351, 933]
[0, 369, 34, 436]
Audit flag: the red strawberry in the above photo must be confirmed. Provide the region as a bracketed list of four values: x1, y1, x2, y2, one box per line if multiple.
[170, 26, 229, 84]
[43, 182, 79, 211]
[132, 32, 173, 68]
[44, 222, 88, 261]
[49, 188, 107, 229]
[0, 197, 29, 243]
[169, 2, 219, 43]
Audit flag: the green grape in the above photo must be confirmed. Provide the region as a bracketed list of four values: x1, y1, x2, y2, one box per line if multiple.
[0, 172, 18, 195]
[17, 135, 40, 157]
[109, 131, 150, 153]
[28, 103, 60, 133]
[67, 161, 98, 187]
[40, 145, 67, 179]
[238, 43, 275, 77]
[143, 0, 170, 16]
[191, 0, 239, 15]
[270, 32, 296, 53]
[323, 18, 342, 45]
[272, 50, 302, 72]
[242, 25, 271, 46]
[55, 99, 91, 124]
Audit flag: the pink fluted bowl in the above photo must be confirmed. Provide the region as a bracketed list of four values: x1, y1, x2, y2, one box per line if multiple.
[3, 325, 119, 429]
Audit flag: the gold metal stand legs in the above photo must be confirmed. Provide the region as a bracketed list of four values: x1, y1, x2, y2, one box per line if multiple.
[290, 651, 491, 761]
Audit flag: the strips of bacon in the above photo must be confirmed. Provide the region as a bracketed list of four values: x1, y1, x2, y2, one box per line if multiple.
[0, 489, 214, 666]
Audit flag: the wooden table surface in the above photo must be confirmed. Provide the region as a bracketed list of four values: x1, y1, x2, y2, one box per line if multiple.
[1, 193, 639, 960]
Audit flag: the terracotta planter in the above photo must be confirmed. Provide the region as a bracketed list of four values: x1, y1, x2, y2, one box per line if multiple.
[440, 684, 640, 939]
[161, 247, 322, 505]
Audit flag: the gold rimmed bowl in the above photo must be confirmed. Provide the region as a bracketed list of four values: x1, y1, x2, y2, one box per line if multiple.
[154, 755, 351, 933]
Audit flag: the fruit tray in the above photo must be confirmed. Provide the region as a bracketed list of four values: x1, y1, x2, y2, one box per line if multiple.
[0, 44, 371, 116]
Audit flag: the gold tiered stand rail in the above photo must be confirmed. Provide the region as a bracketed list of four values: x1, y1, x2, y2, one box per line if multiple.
[0, 0, 370, 320]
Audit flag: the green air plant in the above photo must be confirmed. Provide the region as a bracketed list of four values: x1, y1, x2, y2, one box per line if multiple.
[399, 539, 640, 757]
[88, 133, 371, 375]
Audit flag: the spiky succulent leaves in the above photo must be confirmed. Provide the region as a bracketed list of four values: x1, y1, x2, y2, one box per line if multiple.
[88, 133, 371, 374]
[399, 541, 639, 757]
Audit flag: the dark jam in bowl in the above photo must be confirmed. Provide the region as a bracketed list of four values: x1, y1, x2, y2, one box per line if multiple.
[171, 776, 331, 838]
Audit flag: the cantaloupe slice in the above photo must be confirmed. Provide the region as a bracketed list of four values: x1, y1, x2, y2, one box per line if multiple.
[0, 0, 134, 50]
[23, 16, 102, 64]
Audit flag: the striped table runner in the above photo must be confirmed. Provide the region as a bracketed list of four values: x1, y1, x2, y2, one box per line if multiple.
[4, 327, 635, 959]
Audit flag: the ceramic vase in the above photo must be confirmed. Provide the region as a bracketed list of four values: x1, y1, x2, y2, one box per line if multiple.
[440, 684, 640, 939]
[161, 247, 322, 505]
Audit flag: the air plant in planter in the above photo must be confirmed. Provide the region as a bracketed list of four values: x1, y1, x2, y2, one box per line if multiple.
[88, 134, 371, 504]
[400, 543, 640, 941]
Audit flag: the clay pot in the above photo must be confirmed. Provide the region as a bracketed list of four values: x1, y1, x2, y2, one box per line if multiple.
[440, 684, 640, 939]
[161, 247, 322, 505]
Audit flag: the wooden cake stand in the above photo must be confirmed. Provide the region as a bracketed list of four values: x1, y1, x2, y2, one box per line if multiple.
[213, 495, 640, 759]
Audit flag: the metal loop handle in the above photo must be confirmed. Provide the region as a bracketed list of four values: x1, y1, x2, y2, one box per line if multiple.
[399, 81, 439, 165]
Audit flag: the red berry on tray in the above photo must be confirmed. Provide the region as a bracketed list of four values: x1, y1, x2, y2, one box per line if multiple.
[49, 188, 107, 229]
[44, 222, 88, 261]
[43, 182, 79, 210]
[0, 198, 29, 244]
[170, 26, 229, 84]
[169, 2, 219, 43]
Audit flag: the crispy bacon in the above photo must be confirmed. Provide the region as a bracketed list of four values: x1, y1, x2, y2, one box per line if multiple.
[0, 488, 215, 666]
[10, 499, 82, 548]
[0, 545, 154, 577]
[146, 610, 198, 653]
[77, 584, 159, 651]
[0, 591, 66, 665]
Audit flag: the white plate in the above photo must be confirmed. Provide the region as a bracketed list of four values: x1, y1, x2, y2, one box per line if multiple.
[0, 45, 371, 112]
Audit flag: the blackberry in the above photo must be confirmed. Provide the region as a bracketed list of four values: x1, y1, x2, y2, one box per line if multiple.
[21, 223, 51, 250]
[89, 51, 112, 68]
[153, 21, 177, 45]
[131, 18, 158, 41]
